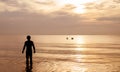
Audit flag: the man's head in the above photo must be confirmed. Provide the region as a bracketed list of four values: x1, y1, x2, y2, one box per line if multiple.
[27, 35, 31, 40]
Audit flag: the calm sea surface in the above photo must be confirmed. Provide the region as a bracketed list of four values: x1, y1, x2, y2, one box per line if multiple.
[0, 35, 120, 72]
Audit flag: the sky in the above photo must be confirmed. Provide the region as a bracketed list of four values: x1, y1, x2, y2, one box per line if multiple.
[0, 0, 120, 35]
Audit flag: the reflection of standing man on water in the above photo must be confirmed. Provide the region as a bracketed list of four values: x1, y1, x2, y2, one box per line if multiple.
[22, 35, 36, 66]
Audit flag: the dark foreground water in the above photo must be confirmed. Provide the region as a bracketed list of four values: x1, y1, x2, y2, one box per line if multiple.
[0, 35, 120, 72]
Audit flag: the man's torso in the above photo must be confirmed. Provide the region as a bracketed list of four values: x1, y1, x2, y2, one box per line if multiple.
[25, 41, 33, 53]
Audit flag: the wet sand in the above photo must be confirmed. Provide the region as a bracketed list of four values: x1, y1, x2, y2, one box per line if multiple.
[0, 47, 120, 72]
[0, 55, 120, 72]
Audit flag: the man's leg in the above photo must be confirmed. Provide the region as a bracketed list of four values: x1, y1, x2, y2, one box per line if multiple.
[26, 54, 29, 64]
[30, 53, 33, 65]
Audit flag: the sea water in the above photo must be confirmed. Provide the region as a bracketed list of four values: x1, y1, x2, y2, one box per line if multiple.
[0, 35, 120, 72]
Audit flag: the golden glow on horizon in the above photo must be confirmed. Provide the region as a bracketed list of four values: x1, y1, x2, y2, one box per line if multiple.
[74, 36, 86, 51]
[75, 37, 85, 44]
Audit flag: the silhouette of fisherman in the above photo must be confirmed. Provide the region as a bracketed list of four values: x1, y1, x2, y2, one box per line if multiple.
[22, 35, 36, 66]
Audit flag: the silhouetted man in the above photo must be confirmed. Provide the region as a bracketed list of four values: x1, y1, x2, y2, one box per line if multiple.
[22, 35, 36, 66]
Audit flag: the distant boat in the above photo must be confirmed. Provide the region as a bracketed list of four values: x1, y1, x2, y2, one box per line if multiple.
[66, 37, 69, 40]
[66, 37, 74, 40]
[71, 37, 74, 40]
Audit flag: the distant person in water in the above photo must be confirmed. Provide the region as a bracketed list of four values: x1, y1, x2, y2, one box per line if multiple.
[22, 35, 36, 66]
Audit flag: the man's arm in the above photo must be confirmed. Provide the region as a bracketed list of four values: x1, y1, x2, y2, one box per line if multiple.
[22, 42, 26, 53]
[32, 42, 36, 53]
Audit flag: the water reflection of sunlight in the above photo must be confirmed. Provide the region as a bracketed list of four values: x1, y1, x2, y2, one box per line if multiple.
[74, 54, 84, 62]
[72, 66, 87, 72]
[75, 36, 85, 44]
[74, 36, 86, 51]
[74, 36, 87, 63]
[75, 47, 85, 51]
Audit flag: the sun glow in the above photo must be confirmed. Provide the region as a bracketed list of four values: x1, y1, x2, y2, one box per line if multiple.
[73, 5, 85, 14]
[35, 0, 97, 14]
[55, 0, 97, 14]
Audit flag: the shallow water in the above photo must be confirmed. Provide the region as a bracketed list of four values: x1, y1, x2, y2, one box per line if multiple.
[0, 35, 120, 72]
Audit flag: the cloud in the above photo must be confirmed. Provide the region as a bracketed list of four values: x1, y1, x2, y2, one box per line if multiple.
[84, 0, 120, 22]
[0, 1, 19, 12]
[0, 11, 83, 34]
[0, 11, 120, 35]
[0, 0, 120, 34]
[0, 0, 57, 13]
[85, 0, 120, 10]
[113, 0, 120, 3]
[97, 15, 120, 23]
